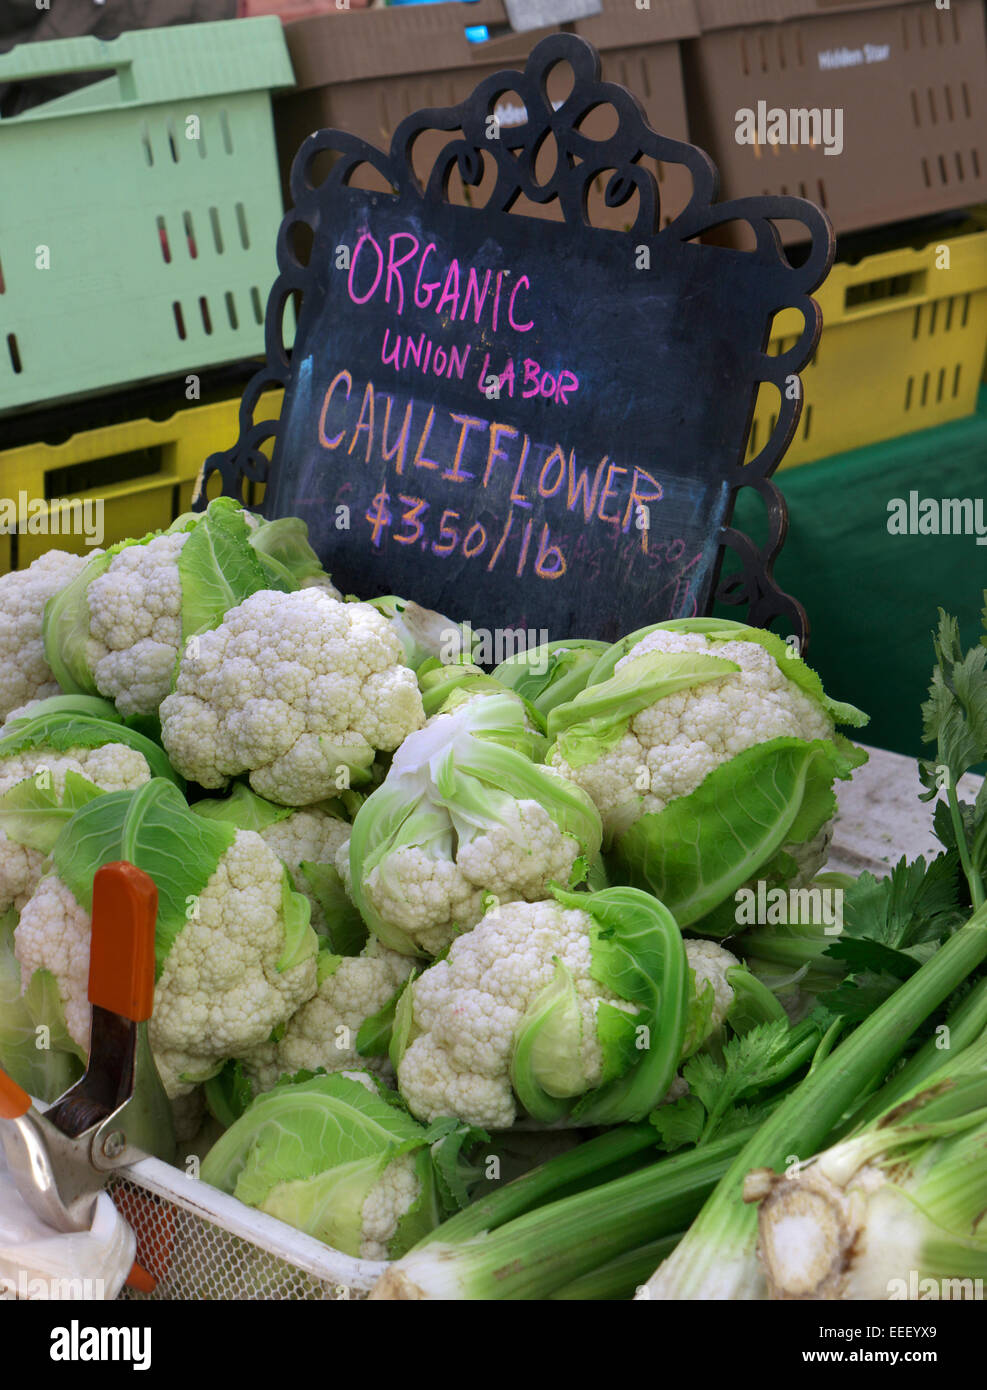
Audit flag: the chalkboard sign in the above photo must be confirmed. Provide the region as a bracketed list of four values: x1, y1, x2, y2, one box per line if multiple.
[202, 34, 834, 646]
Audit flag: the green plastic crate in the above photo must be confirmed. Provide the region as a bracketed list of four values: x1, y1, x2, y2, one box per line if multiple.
[0, 18, 294, 415]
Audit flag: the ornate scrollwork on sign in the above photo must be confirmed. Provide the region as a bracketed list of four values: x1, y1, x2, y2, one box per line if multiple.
[199, 32, 833, 647]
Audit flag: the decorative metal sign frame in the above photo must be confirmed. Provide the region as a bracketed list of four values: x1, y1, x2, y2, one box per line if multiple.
[200, 32, 834, 646]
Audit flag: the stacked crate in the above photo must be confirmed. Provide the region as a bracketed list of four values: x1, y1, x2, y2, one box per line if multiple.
[0, 18, 293, 569]
[678, 0, 987, 461]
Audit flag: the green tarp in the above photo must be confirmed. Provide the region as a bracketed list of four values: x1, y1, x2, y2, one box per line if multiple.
[717, 388, 987, 760]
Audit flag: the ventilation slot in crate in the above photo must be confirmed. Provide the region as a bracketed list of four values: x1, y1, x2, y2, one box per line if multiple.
[45, 447, 165, 502]
[157, 215, 172, 264]
[846, 272, 923, 310]
[210, 208, 224, 255]
[904, 367, 960, 411]
[235, 203, 250, 250]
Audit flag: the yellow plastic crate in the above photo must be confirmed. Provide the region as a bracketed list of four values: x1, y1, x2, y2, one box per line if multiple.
[0, 391, 281, 573]
[747, 221, 987, 470]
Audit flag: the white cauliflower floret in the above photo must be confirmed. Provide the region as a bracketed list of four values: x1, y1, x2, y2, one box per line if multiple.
[359, 1154, 421, 1260]
[344, 692, 602, 959]
[550, 630, 834, 837]
[85, 532, 187, 716]
[456, 799, 580, 900]
[2, 700, 44, 726]
[548, 730, 646, 829]
[0, 839, 45, 919]
[150, 831, 317, 1097]
[243, 940, 414, 1091]
[397, 899, 635, 1129]
[25, 744, 152, 793]
[259, 807, 351, 934]
[685, 939, 739, 1031]
[0, 745, 151, 912]
[260, 809, 351, 870]
[13, 831, 317, 1100]
[14, 875, 93, 1047]
[362, 845, 489, 958]
[0, 550, 88, 721]
[374, 798, 581, 956]
[159, 589, 425, 804]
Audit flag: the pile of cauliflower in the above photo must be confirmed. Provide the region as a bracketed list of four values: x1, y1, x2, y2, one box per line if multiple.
[0, 526, 867, 1265]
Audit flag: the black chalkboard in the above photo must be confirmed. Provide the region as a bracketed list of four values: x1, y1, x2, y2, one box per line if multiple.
[202, 34, 834, 646]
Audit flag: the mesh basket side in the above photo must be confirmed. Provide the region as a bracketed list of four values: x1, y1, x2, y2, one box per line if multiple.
[108, 1176, 373, 1301]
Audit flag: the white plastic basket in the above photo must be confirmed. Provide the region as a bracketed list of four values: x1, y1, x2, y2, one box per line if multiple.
[109, 1158, 384, 1301]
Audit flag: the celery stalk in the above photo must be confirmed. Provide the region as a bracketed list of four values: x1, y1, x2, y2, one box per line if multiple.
[549, 1236, 681, 1301]
[640, 903, 987, 1299]
[371, 1127, 752, 1300]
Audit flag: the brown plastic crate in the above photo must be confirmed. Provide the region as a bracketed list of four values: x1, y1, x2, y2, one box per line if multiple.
[273, 0, 698, 231]
[682, 0, 987, 247]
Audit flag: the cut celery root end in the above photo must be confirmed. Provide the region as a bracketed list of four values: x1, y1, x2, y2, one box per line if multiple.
[747, 1166, 857, 1300]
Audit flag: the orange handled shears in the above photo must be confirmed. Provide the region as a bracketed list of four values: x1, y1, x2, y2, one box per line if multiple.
[0, 862, 175, 1294]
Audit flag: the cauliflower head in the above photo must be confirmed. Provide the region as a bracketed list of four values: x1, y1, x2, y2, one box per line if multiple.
[0, 551, 89, 721]
[679, 937, 744, 1059]
[685, 938, 740, 1033]
[0, 744, 151, 914]
[260, 808, 352, 871]
[84, 531, 187, 716]
[190, 784, 365, 954]
[13, 830, 318, 1099]
[259, 806, 351, 937]
[42, 499, 343, 720]
[199, 1071, 453, 1262]
[13, 874, 93, 1048]
[360, 837, 492, 959]
[149, 830, 318, 1096]
[358, 794, 581, 958]
[160, 589, 425, 804]
[396, 898, 637, 1130]
[243, 939, 414, 1091]
[550, 628, 834, 837]
[347, 693, 603, 958]
[359, 1155, 421, 1260]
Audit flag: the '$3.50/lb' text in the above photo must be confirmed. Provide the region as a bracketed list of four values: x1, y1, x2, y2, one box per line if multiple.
[364, 489, 567, 581]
